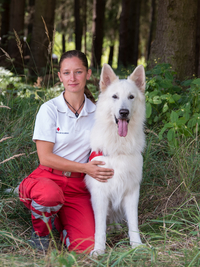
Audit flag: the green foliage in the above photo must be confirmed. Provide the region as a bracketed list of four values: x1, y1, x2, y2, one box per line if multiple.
[0, 67, 64, 190]
[145, 63, 200, 148]
[1, 65, 200, 266]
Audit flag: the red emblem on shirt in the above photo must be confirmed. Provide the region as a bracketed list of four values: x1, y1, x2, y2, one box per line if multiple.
[57, 127, 60, 131]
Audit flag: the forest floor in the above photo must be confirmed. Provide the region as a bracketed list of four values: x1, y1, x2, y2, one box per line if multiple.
[0, 69, 200, 266]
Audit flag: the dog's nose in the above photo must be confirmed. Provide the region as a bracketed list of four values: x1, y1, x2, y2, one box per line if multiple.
[119, 109, 129, 118]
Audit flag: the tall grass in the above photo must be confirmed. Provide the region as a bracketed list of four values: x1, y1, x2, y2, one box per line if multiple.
[0, 87, 199, 266]
[0, 56, 200, 265]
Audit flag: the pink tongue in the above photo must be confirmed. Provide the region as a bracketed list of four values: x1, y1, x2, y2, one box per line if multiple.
[118, 119, 128, 137]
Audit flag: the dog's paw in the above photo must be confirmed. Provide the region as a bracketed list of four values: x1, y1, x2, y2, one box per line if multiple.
[131, 241, 143, 249]
[90, 249, 105, 257]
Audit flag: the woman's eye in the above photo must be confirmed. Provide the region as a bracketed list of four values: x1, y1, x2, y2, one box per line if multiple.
[112, 94, 118, 99]
[129, 95, 134, 99]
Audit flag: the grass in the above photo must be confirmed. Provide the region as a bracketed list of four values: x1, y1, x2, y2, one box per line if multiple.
[0, 69, 200, 266]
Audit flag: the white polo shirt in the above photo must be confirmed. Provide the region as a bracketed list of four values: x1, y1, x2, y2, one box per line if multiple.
[33, 92, 96, 163]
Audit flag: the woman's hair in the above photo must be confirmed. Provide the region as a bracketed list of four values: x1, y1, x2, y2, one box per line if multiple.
[59, 50, 88, 70]
[59, 50, 96, 103]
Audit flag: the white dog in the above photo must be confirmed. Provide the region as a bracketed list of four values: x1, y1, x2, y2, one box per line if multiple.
[85, 64, 146, 256]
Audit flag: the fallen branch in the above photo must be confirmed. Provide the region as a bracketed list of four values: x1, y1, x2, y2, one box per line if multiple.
[0, 136, 12, 143]
[0, 153, 25, 165]
[0, 105, 11, 109]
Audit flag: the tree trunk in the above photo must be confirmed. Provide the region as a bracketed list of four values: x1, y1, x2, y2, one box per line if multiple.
[24, 0, 35, 59]
[28, 0, 56, 78]
[127, 0, 141, 67]
[82, 0, 87, 54]
[61, 6, 66, 54]
[147, 0, 156, 60]
[118, 0, 141, 67]
[108, 45, 114, 67]
[118, 0, 130, 67]
[91, 0, 106, 68]
[62, 34, 66, 53]
[148, 0, 198, 80]
[74, 0, 82, 51]
[196, 0, 200, 77]
[0, 0, 10, 66]
[0, 0, 10, 48]
[7, 0, 25, 73]
[27, 0, 35, 43]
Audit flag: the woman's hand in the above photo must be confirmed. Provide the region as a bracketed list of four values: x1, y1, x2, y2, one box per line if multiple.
[85, 161, 114, 183]
[36, 140, 114, 182]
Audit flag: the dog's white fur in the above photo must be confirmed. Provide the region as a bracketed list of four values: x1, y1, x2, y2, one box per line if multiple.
[85, 64, 146, 256]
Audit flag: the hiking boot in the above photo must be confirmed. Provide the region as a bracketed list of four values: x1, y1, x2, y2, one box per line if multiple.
[28, 228, 50, 251]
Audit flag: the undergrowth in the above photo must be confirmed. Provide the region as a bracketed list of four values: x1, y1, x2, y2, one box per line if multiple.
[0, 66, 200, 266]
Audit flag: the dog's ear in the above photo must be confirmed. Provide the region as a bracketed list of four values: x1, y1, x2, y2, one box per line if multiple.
[100, 64, 118, 91]
[128, 65, 146, 93]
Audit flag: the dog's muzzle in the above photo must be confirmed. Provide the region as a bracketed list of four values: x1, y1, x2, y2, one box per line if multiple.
[115, 109, 130, 137]
[119, 109, 129, 118]
[115, 109, 130, 124]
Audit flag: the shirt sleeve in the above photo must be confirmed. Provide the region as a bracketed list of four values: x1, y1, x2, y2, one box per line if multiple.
[32, 102, 57, 143]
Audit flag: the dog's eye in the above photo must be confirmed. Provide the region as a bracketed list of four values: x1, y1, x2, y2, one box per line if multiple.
[129, 95, 134, 99]
[112, 94, 118, 99]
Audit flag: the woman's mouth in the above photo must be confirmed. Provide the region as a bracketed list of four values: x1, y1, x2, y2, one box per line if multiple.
[69, 84, 78, 87]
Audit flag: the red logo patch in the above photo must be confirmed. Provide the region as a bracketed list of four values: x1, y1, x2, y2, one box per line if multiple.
[57, 127, 60, 131]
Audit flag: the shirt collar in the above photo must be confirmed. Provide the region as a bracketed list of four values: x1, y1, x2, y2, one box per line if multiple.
[53, 91, 96, 117]
[52, 92, 68, 113]
[81, 94, 96, 116]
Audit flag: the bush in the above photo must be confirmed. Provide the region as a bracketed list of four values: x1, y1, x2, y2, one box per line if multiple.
[0, 65, 200, 266]
[145, 63, 200, 148]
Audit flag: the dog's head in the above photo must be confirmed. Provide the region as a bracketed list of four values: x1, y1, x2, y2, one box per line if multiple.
[99, 64, 145, 137]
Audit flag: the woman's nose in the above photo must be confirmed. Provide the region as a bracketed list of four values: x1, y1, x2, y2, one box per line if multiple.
[69, 72, 75, 80]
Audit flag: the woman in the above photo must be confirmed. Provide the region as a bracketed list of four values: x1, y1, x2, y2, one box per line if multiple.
[19, 50, 114, 253]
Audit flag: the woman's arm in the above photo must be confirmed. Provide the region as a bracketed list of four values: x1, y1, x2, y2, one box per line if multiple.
[36, 140, 114, 182]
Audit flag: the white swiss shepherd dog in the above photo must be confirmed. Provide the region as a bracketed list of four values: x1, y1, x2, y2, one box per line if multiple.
[85, 63, 146, 256]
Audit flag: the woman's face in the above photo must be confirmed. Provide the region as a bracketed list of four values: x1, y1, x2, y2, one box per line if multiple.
[58, 56, 91, 94]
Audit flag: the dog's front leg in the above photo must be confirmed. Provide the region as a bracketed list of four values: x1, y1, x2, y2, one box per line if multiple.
[123, 185, 142, 248]
[90, 191, 108, 256]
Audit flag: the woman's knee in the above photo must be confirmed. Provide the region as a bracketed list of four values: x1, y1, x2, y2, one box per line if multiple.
[30, 178, 65, 207]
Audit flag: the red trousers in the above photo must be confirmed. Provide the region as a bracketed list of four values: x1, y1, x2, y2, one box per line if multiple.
[19, 165, 95, 253]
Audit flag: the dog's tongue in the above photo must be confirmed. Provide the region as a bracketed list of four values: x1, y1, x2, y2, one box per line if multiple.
[118, 119, 128, 137]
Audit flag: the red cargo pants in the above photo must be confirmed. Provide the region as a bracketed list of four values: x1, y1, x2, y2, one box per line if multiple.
[19, 165, 95, 253]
